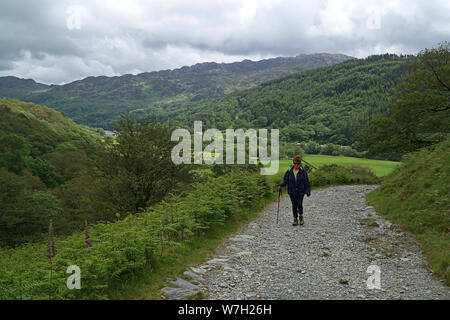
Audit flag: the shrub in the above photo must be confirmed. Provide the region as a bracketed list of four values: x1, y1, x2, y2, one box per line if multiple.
[309, 164, 379, 188]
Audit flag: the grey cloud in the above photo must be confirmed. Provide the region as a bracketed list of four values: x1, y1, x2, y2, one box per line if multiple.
[0, 60, 13, 71]
[0, 1, 87, 63]
[0, 0, 448, 84]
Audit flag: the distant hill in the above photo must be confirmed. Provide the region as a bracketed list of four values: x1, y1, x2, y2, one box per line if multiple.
[168, 54, 413, 147]
[0, 76, 49, 100]
[0, 53, 353, 128]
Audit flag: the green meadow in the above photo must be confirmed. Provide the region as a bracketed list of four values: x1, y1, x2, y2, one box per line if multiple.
[201, 152, 400, 178]
[261, 154, 400, 187]
[277, 155, 400, 177]
[201, 153, 400, 188]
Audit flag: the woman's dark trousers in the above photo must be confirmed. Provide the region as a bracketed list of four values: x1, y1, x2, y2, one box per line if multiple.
[289, 194, 305, 219]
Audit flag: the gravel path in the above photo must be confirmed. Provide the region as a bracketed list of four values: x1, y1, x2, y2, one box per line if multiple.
[184, 185, 449, 300]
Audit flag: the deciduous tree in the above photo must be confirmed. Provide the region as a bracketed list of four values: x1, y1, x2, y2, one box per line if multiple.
[95, 114, 191, 215]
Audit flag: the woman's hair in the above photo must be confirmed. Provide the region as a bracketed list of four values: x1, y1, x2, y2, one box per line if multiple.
[293, 155, 302, 163]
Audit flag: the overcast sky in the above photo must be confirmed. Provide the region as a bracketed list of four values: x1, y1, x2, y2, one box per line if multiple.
[0, 0, 448, 84]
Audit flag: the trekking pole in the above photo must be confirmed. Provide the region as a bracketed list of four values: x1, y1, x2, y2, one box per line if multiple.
[277, 188, 282, 224]
[301, 159, 317, 170]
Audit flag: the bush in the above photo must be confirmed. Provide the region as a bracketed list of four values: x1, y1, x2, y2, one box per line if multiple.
[309, 164, 379, 187]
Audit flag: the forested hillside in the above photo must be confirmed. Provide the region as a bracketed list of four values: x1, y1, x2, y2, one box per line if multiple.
[358, 42, 449, 159]
[0, 99, 194, 247]
[0, 54, 413, 152]
[0, 53, 352, 129]
[0, 98, 100, 156]
[0, 98, 101, 245]
[167, 54, 412, 148]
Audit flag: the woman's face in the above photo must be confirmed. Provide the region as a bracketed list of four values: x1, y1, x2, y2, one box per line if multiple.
[293, 160, 301, 168]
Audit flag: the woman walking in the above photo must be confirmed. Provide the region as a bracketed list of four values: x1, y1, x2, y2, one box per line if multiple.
[278, 155, 311, 226]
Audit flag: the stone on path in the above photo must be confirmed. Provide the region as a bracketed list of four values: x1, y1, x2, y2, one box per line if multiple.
[191, 267, 207, 274]
[167, 278, 200, 291]
[161, 287, 199, 300]
[161, 277, 201, 300]
[183, 270, 205, 283]
[206, 258, 230, 267]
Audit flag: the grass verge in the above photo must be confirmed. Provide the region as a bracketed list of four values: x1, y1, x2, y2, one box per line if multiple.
[366, 139, 449, 286]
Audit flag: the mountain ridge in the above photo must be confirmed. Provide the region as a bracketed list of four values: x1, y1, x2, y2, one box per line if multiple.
[1, 52, 353, 85]
[166, 54, 412, 148]
[0, 53, 354, 128]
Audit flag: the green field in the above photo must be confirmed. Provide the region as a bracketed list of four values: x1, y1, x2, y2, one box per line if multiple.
[201, 153, 401, 178]
[277, 155, 400, 177]
[261, 154, 400, 189]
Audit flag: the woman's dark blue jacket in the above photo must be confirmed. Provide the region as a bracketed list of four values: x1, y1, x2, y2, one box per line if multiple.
[279, 165, 311, 196]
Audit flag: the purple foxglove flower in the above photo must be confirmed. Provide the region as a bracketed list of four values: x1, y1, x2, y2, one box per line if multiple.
[85, 219, 91, 252]
[46, 220, 56, 260]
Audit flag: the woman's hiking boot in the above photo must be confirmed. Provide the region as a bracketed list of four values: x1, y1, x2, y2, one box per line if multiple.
[299, 215, 304, 225]
[292, 218, 298, 226]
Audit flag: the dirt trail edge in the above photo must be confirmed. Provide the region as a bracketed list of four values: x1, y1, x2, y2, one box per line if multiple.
[161, 185, 449, 300]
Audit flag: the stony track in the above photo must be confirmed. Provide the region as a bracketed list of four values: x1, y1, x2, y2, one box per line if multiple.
[161, 185, 449, 300]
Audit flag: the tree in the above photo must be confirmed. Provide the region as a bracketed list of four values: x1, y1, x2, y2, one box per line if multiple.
[26, 158, 64, 188]
[321, 143, 340, 156]
[300, 140, 321, 154]
[95, 114, 191, 215]
[0, 169, 61, 246]
[357, 42, 449, 158]
[0, 133, 28, 175]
